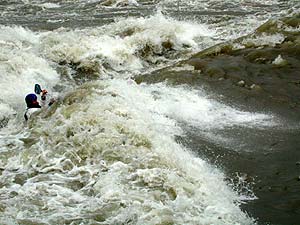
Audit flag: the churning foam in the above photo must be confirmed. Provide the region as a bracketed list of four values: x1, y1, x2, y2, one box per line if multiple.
[39, 12, 214, 75]
[128, 82, 275, 129]
[0, 9, 280, 224]
[0, 79, 256, 224]
[0, 26, 60, 121]
[37, 3, 61, 9]
[0, 12, 214, 127]
[159, 0, 294, 44]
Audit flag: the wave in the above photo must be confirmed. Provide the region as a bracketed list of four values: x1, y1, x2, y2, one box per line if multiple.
[0, 26, 60, 122]
[0, 80, 255, 224]
[39, 12, 213, 77]
[1, 4, 297, 224]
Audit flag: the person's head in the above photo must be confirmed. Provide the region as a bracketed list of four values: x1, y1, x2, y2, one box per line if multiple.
[25, 93, 40, 108]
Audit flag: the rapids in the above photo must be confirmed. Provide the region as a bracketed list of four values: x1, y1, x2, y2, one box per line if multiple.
[0, 0, 299, 224]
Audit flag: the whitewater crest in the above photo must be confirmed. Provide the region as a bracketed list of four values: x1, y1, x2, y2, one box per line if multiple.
[0, 26, 60, 123]
[0, 80, 255, 224]
[1, 2, 294, 224]
[0, 13, 212, 125]
[39, 12, 213, 80]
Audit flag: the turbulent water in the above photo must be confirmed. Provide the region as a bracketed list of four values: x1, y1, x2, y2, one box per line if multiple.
[0, 0, 299, 224]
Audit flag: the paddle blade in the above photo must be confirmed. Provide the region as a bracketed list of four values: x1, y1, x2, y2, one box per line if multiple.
[34, 84, 42, 94]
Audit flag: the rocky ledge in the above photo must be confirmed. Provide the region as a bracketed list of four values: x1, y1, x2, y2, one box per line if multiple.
[135, 13, 300, 120]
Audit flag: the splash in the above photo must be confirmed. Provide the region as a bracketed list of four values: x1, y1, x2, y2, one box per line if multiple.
[0, 26, 60, 122]
[39, 12, 214, 78]
[0, 80, 256, 224]
[1, 1, 295, 224]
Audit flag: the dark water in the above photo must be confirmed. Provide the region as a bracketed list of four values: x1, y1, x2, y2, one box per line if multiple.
[180, 126, 300, 224]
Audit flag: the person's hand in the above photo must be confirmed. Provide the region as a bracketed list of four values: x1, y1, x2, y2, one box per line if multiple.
[41, 89, 48, 96]
[41, 89, 48, 101]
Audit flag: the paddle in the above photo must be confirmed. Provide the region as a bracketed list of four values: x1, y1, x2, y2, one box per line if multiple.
[34, 84, 48, 101]
[34, 84, 42, 95]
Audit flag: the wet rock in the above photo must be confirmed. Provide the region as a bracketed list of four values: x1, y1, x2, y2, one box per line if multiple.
[206, 67, 225, 77]
[99, 0, 114, 6]
[58, 59, 102, 84]
[256, 15, 300, 34]
[119, 28, 135, 37]
[162, 41, 173, 50]
[134, 13, 300, 120]
[187, 58, 208, 70]
[245, 49, 274, 63]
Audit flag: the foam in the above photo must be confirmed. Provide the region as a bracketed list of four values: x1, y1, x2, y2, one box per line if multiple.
[0, 26, 60, 121]
[124, 82, 275, 129]
[38, 3, 61, 9]
[0, 79, 256, 224]
[0, 3, 288, 223]
[99, 0, 139, 7]
[159, 0, 294, 44]
[39, 12, 213, 76]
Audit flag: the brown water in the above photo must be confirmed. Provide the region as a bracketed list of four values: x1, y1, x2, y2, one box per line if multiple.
[1, 0, 300, 224]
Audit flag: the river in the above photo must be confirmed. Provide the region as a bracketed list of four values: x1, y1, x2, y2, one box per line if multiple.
[0, 0, 299, 224]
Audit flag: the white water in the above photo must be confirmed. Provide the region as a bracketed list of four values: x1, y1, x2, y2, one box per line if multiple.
[0, 26, 60, 121]
[38, 12, 214, 76]
[0, 79, 261, 224]
[0, 1, 293, 223]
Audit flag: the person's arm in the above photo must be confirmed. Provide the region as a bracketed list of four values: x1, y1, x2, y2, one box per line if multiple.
[40, 89, 48, 107]
[40, 89, 55, 107]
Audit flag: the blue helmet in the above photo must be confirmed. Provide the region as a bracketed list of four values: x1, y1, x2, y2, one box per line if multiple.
[25, 93, 38, 107]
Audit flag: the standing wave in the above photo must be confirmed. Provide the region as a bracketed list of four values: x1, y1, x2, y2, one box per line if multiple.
[0, 79, 255, 224]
